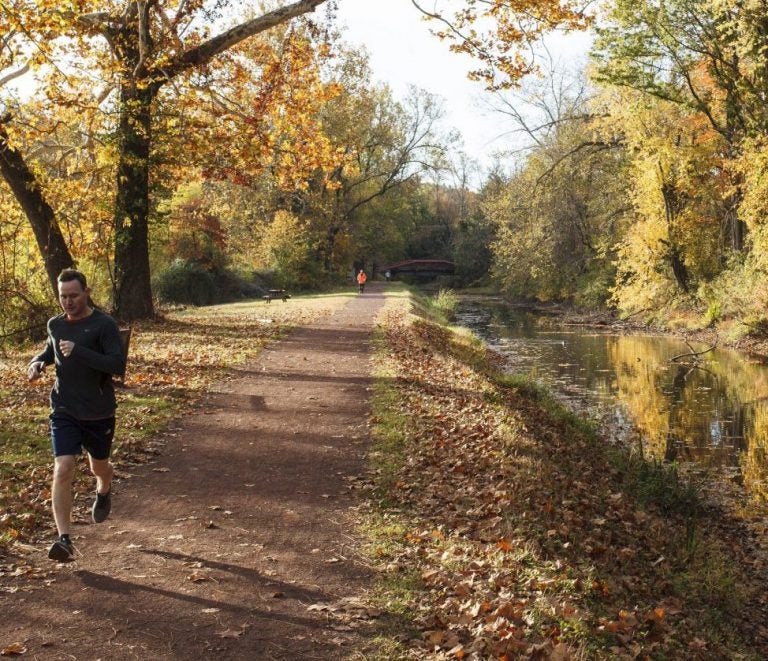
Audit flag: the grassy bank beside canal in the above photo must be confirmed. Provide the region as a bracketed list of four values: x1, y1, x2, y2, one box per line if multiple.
[365, 290, 768, 659]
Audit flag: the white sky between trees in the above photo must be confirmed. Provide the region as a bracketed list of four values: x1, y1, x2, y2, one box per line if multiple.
[335, 0, 593, 183]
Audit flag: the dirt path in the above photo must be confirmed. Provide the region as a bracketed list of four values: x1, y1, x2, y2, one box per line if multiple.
[3, 285, 388, 660]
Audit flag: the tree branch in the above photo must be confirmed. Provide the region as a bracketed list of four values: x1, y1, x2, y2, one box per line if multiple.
[0, 62, 29, 88]
[130, 0, 155, 77]
[535, 139, 622, 187]
[670, 339, 717, 363]
[159, 0, 327, 85]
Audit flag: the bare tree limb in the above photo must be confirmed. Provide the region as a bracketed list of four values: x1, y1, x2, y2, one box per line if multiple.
[670, 339, 717, 363]
[535, 139, 622, 186]
[133, 0, 149, 77]
[0, 62, 29, 88]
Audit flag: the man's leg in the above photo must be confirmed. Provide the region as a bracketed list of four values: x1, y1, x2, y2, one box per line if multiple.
[83, 417, 115, 523]
[88, 455, 113, 497]
[48, 455, 77, 560]
[88, 456, 113, 523]
[48, 414, 81, 560]
[51, 455, 77, 536]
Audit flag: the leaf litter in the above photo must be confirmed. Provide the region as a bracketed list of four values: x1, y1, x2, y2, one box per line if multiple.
[366, 310, 768, 659]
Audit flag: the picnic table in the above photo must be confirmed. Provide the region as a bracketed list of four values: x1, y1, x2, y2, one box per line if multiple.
[263, 289, 291, 303]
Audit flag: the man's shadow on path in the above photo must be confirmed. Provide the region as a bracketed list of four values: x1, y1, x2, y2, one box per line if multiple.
[76, 548, 330, 627]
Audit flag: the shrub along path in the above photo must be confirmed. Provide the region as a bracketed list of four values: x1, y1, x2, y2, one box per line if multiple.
[1, 285, 388, 659]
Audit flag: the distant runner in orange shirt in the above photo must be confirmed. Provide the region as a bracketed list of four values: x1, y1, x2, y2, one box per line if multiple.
[356, 269, 367, 294]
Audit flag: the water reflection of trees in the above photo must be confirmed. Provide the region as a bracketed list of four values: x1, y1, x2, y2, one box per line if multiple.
[461, 303, 768, 504]
[607, 337, 671, 459]
[607, 338, 768, 502]
[742, 407, 768, 505]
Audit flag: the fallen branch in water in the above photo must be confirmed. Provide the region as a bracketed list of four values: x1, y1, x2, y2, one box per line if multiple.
[670, 338, 717, 363]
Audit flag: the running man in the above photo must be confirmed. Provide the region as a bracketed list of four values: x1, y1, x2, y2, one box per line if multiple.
[27, 269, 126, 561]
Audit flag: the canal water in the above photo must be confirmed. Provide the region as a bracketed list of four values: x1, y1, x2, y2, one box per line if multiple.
[456, 298, 768, 503]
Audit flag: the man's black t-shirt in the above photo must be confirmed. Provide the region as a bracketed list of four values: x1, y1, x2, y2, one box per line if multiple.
[32, 309, 126, 420]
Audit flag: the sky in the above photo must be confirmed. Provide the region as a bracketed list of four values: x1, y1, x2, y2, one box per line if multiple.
[334, 0, 592, 177]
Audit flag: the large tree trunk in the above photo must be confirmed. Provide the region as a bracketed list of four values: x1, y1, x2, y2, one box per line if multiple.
[660, 180, 690, 293]
[112, 83, 155, 321]
[108, 0, 327, 320]
[0, 122, 74, 297]
[668, 244, 690, 293]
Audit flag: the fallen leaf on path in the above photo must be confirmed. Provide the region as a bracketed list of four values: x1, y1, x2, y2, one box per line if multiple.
[201, 608, 220, 614]
[425, 630, 446, 646]
[11, 543, 38, 554]
[188, 572, 209, 583]
[216, 628, 243, 639]
[496, 538, 515, 552]
[0, 642, 27, 656]
[331, 624, 354, 632]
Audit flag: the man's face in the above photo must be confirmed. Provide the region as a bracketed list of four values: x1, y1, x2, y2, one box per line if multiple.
[58, 279, 90, 320]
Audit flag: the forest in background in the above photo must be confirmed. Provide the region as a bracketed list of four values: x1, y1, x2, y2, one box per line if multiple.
[1, 0, 767, 342]
[486, 0, 768, 338]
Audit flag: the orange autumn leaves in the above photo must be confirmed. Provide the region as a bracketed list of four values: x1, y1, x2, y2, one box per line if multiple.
[193, 26, 346, 192]
[418, 0, 590, 89]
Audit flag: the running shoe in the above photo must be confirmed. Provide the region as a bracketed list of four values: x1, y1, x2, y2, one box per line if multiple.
[92, 490, 111, 523]
[48, 537, 74, 562]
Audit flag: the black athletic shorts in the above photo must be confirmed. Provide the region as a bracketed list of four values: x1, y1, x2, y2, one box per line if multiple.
[50, 413, 115, 460]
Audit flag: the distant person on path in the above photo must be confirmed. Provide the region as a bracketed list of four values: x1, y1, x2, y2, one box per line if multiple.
[357, 269, 367, 294]
[27, 269, 126, 562]
[385, 269, 391, 282]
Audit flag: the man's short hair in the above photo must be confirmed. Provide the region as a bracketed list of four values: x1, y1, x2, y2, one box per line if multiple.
[57, 268, 88, 290]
